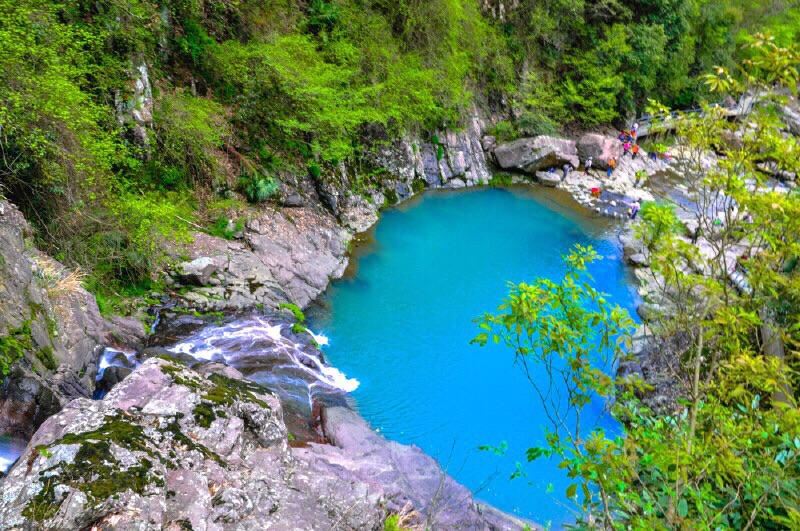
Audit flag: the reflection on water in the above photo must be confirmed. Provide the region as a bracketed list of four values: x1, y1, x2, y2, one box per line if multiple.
[0, 435, 26, 474]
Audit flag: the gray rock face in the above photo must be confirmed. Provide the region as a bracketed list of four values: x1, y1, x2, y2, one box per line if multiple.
[115, 57, 154, 154]
[779, 100, 800, 136]
[535, 170, 562, 187]
[168, 208, 350, 311]
[494, 136, 580, 173]
[577, 133, 622, 170]
[0, 201, 141, 439]
[0, 359, 527, 530]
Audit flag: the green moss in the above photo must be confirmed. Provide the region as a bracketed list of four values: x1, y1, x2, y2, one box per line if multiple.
[23, 418, 163, 522]
[488, 173, 515, 187]
[279, 302, 305, 324]
[207, 215, 244, 240]
[291, 323, 306, 334]
[36, 346, 58, 371]
[193, 403, 217, 428]
[0, 321, 33, 376]
[411, 179, 426, 194]
[384, 188, 399, 206]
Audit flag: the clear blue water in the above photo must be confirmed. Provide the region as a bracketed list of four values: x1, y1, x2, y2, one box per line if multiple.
[307, 187, 639, 527]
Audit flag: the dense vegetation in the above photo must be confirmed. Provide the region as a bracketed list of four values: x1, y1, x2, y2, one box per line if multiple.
[1, 0, 797, 306]
[477, 38, 800, 529]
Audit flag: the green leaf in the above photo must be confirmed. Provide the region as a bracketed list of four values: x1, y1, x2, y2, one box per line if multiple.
[677, 498, 689, 519]
[566, 483, 578, 499]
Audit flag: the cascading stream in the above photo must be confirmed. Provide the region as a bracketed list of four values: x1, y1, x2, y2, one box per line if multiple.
[95, 313, 357, 442]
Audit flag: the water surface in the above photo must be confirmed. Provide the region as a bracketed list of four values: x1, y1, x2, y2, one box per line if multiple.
[308, 187, 639, 526]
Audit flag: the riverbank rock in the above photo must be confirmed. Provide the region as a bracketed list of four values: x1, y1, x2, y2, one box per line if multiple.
[494, 136, 579, 173]
[779, 99, 800, 137]
[535, 170, 562, 187]
[170, 111, 495, 314]
[168, 207, 350, 311]
[0, 200, 144, 440]
[0, 358, 529, 530]
[576, 133, 621, 169]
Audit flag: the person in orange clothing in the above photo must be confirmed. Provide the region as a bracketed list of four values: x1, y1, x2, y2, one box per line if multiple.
[632, 143, 639, 159]
[607, 157, 616, 177]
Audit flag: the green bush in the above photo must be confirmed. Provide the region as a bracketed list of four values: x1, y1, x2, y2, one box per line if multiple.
[154, 91, 226, 187]
[0, 322, 33, 376]
[207, 216, 243, 240]
[279, 302, 305, 324]
[238, 174, 280, 204]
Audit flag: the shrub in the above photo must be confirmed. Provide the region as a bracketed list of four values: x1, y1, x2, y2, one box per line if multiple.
[238, 174, 280, 203]
[207, 216, 243, 240]
[279, 302, 305, 324]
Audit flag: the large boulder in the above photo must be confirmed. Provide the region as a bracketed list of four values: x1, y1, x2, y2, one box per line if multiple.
[577, 133, 622, 169]
[177, 256, 218, 286]
[494, 136, 579, 173]
[0, 358, 529, 530]
[535, 170, 562, 187]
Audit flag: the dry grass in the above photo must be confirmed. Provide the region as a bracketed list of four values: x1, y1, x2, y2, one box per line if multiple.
[48, 268, 87, 300]
[392, 502, 423, 530]
[32, 255, 86, 305]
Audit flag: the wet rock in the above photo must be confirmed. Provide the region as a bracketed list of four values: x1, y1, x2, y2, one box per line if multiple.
[96, 365, 133, 394]
[138, 346, 200, 367]
[627, 253, 649, 267]
[494, 135, 580, 173]
[481, 135, 497, 152]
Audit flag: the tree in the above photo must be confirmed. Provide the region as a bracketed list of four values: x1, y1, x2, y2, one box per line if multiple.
[476, 36, 800, 529]
[473, 244, 637, 528]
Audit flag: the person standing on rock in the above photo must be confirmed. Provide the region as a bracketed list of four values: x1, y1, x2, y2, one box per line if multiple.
[632, 144, 640, 159]
[690, 224, 702, 244]
[632, 122, 639, 136]
[634, 169, 646, 188]
[562, 163, 572, 180]
[584, 156, 593, 174]
[607, 157, 616, 177]
[628, 199, 641, 220]
[623, 142, 631, 157]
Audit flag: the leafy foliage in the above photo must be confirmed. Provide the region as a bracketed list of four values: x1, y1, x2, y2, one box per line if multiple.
[0, 0, 797, 310]
[477, 36, 800, 529]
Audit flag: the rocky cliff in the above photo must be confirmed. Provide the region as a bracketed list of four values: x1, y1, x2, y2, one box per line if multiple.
[0, 358, 527, 530]
[166, 113, 494, 313]
[0, 201, 145, 440]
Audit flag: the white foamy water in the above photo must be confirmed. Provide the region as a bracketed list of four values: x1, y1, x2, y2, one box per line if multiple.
[97, 348, 138, 378]
[308, 330, 329, 346]
[166, 315, 358, 393]
[319, 365, 359, 392]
